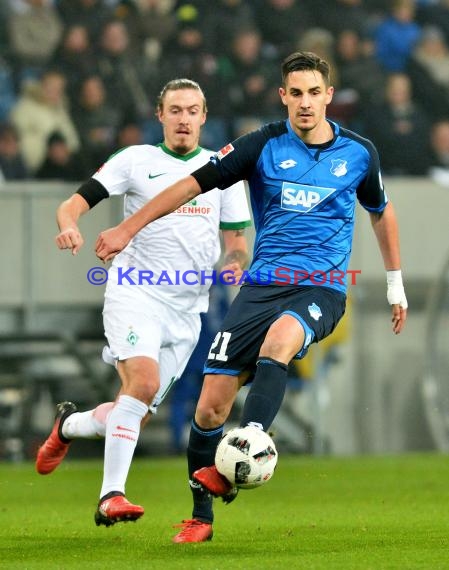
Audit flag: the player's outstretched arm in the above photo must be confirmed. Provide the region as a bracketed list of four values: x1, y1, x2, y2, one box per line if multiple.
[95, 175, 202, 262]
[55, 194, 90, 255]
[369, 201, 408, 334]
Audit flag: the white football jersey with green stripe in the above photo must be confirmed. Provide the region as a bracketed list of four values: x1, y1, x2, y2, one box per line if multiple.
[93, 143, 251, 312]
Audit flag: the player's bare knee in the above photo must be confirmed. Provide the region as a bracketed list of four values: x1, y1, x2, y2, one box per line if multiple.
[195, 403, 229, 429]
[260, 317, 305, 362]
[118, 358, 160, 404]
[259, 337, 298, 364]
[125, 381, 158, 405]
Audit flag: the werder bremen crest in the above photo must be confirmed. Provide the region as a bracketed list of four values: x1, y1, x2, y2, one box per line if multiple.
[126, 329, 139, 346]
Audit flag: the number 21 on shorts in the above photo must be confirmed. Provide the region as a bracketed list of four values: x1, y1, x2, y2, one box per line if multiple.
[208, 332, 231, 361]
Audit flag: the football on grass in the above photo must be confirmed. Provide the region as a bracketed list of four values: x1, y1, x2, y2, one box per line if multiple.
[215, 425, 278, 489]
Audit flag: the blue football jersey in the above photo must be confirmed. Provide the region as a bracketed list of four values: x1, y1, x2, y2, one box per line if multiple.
[206, 119, 387, 294]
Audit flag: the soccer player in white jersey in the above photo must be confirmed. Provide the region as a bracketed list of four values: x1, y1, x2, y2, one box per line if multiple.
[35, 79, 251, 527]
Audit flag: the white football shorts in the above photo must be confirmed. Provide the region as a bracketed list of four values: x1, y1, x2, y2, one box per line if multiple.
[102, 279, 201, 413]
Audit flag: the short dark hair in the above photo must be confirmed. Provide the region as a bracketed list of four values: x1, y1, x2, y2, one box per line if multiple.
[156, 78, 207, 113]
[47, 131, 67, 146]
[281, 51, 331, 87]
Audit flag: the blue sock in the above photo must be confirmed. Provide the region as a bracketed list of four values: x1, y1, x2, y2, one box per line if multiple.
[240, 357, 288, 431]
[187, 419, 224, 523]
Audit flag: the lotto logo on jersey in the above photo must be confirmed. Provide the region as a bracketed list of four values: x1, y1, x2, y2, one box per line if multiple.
[281, 182, 336, 213]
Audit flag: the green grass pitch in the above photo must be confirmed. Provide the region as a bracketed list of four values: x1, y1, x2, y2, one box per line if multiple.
[1, 453, 449, 569]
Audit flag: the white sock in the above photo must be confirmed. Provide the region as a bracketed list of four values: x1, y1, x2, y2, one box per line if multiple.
[100, 395, 148, 499]
[62, 402, 114, 439]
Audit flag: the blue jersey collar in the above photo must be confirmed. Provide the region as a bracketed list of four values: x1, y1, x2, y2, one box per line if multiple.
[286, 118, 339, 149]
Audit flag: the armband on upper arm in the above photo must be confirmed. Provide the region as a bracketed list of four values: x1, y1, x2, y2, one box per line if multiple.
[191, 161, 223, 193]
[76, 178, 109, 209]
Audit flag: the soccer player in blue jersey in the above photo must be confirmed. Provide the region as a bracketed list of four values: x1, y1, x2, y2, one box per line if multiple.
[95, 51, 408, 543]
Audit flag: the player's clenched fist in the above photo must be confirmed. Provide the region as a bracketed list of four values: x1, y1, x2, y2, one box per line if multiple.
[95, 225, 132, 262]
[55, 227, 84, 255]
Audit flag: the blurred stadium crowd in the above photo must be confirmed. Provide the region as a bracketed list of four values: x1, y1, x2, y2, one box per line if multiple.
[1, 0, 449, 183]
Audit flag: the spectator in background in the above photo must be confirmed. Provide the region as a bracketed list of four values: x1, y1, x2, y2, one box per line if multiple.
[335, 29, 385, 101]
[159, 7, 225, 116]
[115, 121, 144, 148]
[364, 72, 432, 175]
[0, 2, 12, 62]
[363, 0, 392, 18]
[374, 0, 422, 72]
[201, 0, 256, 56]
[72, 75, 122, 172]
[96, 19, 153, 122]
[220, 26, 280, 119]
[0, 123, 28, 181]
[428, 119, 449, 186]
[309, 0, 374, 39]
[56, 0, 113, 41]
[9, 69, 80, 173]
[430, 119, 449, 168]
[253, 0, 314, 60]
[8, 0, 64, 84]
[35, 131, 88, 182]
[416, 0, 449, 46]
[51, 24, 98, 105]
[0, 57, 17, 123]
[407, 26, 449, 121]
[113, 0, 177, 64]
[334, 28, 386, 127]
